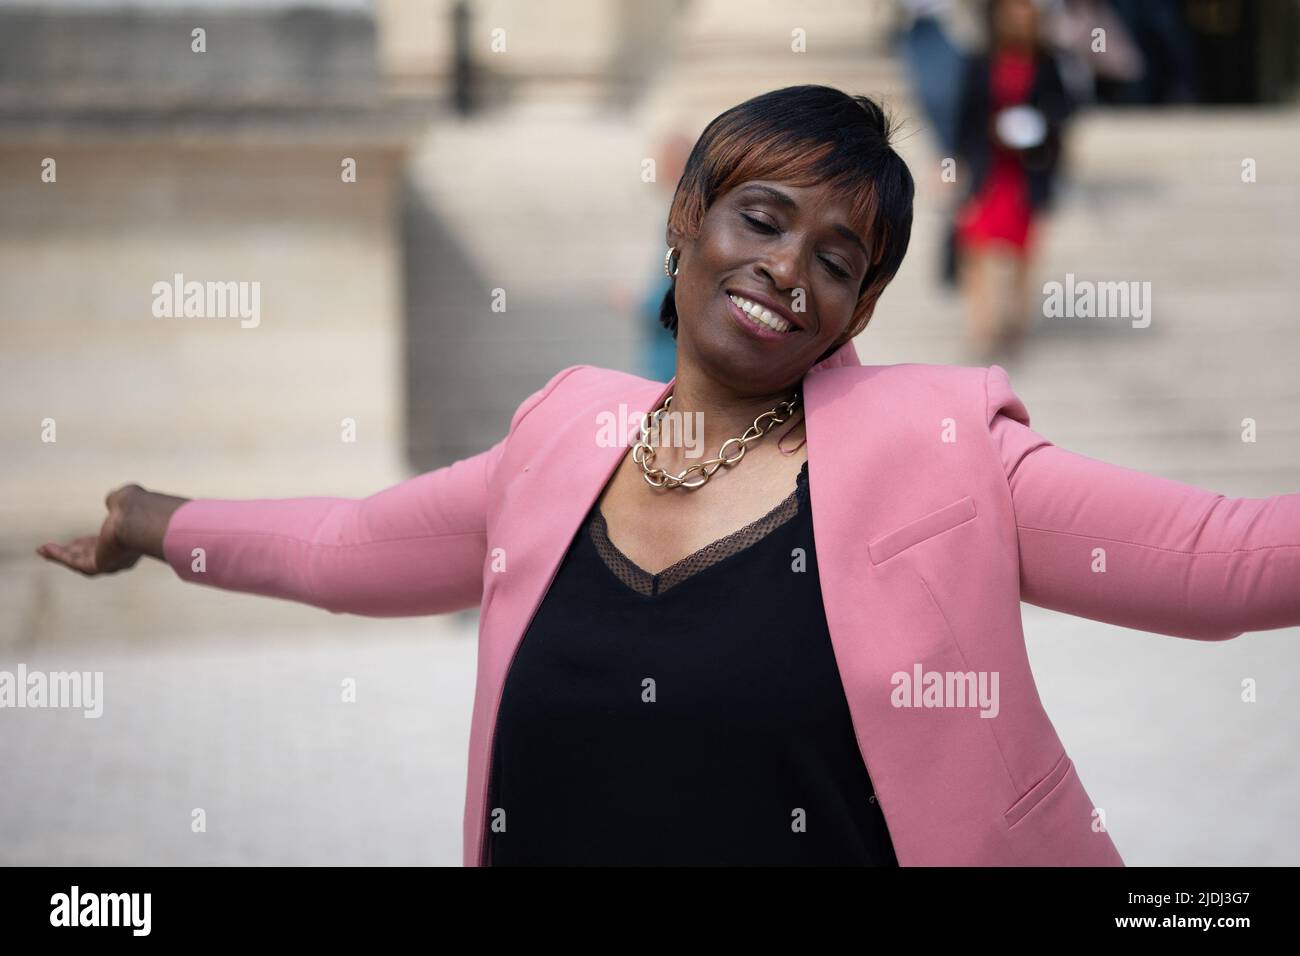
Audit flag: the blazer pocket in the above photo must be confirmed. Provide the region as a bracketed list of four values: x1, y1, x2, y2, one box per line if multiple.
[1004, 752, 1075, 828]
[868, 495, 977, 566]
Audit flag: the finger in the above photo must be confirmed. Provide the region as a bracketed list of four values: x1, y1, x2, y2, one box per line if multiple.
[39, 543, 74, 569]
[43, 542, 93, 575]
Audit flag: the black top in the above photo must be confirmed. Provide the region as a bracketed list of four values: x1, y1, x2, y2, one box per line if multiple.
[484, 460, 898, 865]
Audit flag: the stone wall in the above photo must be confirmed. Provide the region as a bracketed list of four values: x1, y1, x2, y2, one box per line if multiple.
[0, 1, 423, 545]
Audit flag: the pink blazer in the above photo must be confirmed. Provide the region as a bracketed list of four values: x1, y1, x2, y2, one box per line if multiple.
[161, 340, 1300, 866]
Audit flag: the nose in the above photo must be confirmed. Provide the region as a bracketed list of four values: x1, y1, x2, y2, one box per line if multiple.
[757, 239, 808, 295]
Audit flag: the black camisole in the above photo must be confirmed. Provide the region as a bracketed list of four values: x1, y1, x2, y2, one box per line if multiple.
[484, 460, 898, 865]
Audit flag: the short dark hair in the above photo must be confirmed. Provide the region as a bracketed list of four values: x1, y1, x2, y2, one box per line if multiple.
[660, 85, 915, 353]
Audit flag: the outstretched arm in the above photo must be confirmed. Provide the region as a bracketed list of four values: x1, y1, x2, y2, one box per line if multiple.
[29, 367, 581, 615]
[157, 367, 582, 616]
[985, 365, 1300, 641]
[160, 440, 506, 616]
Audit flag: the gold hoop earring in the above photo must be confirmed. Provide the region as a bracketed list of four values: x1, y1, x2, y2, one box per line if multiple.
[664, 246, 680, 279]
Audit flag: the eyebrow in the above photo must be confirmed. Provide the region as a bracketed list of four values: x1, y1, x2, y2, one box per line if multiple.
[737, 183, 870, 263]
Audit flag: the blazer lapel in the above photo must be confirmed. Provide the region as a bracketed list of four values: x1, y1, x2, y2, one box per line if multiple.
[489, 372, 671, 646]
[471, 371, 672, 862]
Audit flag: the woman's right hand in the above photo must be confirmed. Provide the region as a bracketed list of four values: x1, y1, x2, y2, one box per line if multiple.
[36, 483, 186, 575]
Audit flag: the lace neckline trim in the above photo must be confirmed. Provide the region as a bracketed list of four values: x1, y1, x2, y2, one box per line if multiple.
[588, 461, 809, 598]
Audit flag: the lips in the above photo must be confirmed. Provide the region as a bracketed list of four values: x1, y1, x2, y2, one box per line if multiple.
[725, 290, 803, 333]
[725, 295, 792, 342]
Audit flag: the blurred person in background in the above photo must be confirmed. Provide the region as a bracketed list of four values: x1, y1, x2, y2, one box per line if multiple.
[640, 131, 694, 382]
[954, 0, 1074, 362]
[896, 0, 971, 291]
[1048, 0, 1145, 104]
[1104, 0, 1199, 104]
[897, 0, 968, 155]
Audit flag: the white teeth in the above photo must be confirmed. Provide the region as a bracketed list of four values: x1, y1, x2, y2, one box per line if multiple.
[728, 294, 793, 332]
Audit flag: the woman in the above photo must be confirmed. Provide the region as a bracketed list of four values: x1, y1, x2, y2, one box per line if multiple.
[38, 85, 1300, 867]
[954, 0, 1073, 360]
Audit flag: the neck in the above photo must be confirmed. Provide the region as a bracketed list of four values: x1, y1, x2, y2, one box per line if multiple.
[653, 359, 803, 472]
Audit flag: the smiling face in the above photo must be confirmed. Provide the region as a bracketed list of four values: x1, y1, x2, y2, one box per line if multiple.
[668, 179, 874, 396]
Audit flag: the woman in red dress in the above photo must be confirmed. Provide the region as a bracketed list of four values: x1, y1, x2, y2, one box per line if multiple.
[955, 0, 1073, 361]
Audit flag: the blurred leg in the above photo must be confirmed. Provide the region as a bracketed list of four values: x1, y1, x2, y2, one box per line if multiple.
[959, 245, 1000, 360]
[999, 249, 1035, 359]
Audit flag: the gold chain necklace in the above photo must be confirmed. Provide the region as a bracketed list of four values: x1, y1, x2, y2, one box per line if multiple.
[631, 391, 801, 490]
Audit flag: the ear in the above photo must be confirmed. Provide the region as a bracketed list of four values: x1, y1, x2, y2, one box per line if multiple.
[665, 225, 682, 250]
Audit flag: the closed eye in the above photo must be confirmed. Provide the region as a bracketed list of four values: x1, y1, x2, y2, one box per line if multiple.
[822, 259, 850, 280]
[741, 214, 852, 281]
[741, 213, 777, 234]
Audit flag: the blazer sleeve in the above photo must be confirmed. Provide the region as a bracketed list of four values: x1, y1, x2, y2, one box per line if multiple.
[985, 365, 1300, 641]
[161, 366, 584, 616]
